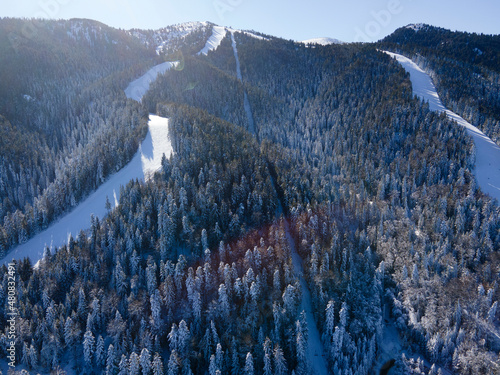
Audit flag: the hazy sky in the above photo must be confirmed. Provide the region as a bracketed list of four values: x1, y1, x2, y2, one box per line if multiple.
[3, 0, 500, 42]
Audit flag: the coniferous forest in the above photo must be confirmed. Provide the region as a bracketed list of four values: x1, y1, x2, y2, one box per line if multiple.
[0, 19, 499, 375]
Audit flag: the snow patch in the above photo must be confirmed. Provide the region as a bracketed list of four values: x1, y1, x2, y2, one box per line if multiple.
[301, 37, 343, 46]
[197, 25, 227, 55]
[384, 51, 500, 203]
[1, 115, 172, 267]
[405, 23, 426, 32]
[124, 61, 178, 102]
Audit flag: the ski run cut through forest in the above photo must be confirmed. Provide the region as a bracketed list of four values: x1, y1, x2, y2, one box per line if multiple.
[384, 51, 500, 203]
[1, 19, 500, 375]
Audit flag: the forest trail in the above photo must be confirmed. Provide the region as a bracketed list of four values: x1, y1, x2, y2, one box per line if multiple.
[385, 51, 500, 203]
[230, 30, 328, 375]
[285, 218, 329, 375]
[230, 30, 327, 374]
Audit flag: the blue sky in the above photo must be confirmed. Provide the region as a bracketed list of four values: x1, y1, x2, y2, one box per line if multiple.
[3, 0, 500, 42]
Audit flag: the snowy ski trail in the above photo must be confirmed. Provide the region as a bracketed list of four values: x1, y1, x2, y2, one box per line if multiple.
[230, 31, 257, 139]
[197, 25, 227, 55]
[1, 61, 177, 266]
[125, 61, 178, 102]
[1, 115, 172, 266]
[385, 51, 500, 203]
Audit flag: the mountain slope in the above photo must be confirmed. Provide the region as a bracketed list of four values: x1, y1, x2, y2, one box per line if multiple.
[379, 24, 500, 146]
[0, 20, 499, 375]
[384, 51, 500, 203]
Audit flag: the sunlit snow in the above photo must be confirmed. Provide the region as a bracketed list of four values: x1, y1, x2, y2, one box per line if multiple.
[385, 51, 500, 203]
[1, 61, 176, 266]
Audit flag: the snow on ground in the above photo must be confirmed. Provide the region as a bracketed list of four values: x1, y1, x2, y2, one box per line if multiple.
[197, 25, 227, 55]
[227, 27, 269, 41]
[1, 115, 172, 267]
[405, 23, 426, 32]
[124, 61, 177, 102]
[2, 58, 176, 266]
[301, 37, 343, 45]
[385, 51, 500, 203]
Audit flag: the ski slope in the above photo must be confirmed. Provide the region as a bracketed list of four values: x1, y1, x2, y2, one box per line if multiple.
[197, 25, 227, 55]
[124, 61, 177, 102]
[1, 60, 176, 266]
[1, 115, 172, 266]
[385, 51, 500, 203]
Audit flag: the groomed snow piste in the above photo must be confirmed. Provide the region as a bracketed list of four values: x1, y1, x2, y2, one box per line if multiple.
[1, 61, 176, 266]
[1, 115, 172, 266]
[197, 25, 270, 56]
[197, 25, 227, 55]
[385, 51, 500, 203]
[124, 61, 177, 102]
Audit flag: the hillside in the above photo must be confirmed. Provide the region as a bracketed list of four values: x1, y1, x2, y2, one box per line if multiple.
[379, 24, 500, 146]
[0, 19, 499, 375]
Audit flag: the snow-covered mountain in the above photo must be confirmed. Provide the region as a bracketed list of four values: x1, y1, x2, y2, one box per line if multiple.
[301, 37, 343, 45]
[129, 21, 209, 55]
[1, 18, 499, 375]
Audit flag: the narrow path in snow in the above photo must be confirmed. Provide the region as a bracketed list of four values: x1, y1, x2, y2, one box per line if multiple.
[285, 219, 329, 375]
[384, 51, 500, 203]
[230, 31, 258, 140]
[231, 29, 327, 374]
[125, 61, 177, 102]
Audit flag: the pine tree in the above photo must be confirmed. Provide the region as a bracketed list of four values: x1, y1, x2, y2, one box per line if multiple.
[129, 352, 140, 375]
[219, 284, 230, 318]
[324, 300, 335, 344]
[178, 320, 191, 356]
[83, 330, 95, 366]
[263, 338, 272, 375]
[273, 345, 287, 375]
[140, 348, 151, 375]
[118, 355, 129, 375]
[167, 350, 180, 375]
[152, 353, 164, 375]
[95, 335, 105, 368]
[231, 336, 240, 375]
[244, 352, 254, 375]
[106, 344, 117, 375]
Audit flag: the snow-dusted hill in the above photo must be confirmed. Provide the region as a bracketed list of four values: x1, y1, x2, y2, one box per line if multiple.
[1, 115, 172, 266]
[1, 61, 177, 266]
[385, 51, 500, 203]
[130, 21, 208, 55]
